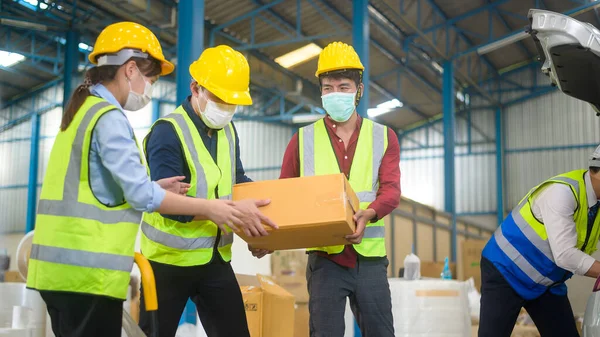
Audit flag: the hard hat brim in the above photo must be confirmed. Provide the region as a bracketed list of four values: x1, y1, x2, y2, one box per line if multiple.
[160, 60, 175, 76]
[205, 84, 253, 106]
[315, 66, 364, 77]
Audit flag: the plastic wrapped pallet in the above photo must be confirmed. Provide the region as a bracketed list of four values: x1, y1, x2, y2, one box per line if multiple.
[389, 278, 470, 337]
[0, 283, 46, 337]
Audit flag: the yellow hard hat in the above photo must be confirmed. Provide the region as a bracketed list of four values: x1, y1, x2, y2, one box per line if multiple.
[315, 41, 364, 77]
[88, 22, 174, 76]
[189, 45, 252, 105]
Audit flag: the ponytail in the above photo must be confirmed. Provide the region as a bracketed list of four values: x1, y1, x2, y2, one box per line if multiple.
[61, 66, 119, 131]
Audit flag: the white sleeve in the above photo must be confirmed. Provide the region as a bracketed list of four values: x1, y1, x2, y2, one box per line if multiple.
[533, 184, 596, 275]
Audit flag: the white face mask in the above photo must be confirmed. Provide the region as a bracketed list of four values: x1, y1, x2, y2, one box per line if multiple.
[123, 66, 153, 111]
[194, 91, 237, 129]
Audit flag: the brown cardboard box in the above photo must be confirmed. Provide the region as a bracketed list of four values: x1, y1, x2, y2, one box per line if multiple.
[471, 325, 540, 337]
[237, 274, 295, 337]
[3, 270, 24, 282]
[294, 304, 309, 337]
[420, 261, 456, 279]
[461, 240, 486, 290]
[233, 174, 359, 251]
[271, 250, 309, 303]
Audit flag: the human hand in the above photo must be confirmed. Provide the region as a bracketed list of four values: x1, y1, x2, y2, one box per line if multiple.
[233, 199, 278, 237]
[156, 176, 190, 195]
[248, 244, 273, 259]
[345, 208, 377, 244]
[206, 199, 244, 233]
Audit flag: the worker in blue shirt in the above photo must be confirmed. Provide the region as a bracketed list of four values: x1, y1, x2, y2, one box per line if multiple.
[27, 23, 261, 337]
[139, 45, 276, 337]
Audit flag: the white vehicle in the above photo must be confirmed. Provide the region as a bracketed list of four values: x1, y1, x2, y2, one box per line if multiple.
[528, 9, 600, 115]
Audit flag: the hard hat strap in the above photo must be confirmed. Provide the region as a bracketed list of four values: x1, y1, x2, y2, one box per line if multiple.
[97, 49, 149, 67]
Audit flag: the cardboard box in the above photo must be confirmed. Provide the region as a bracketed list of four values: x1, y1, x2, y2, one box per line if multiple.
[420, 261, 457, 279]
[237, 274, 295, 337]
[461, 240, 486, 290]
[3, 270, 24, 283]
[471, 325, 540, 337]
[271, 250, 309, 303]
[233, 174, 359, 251]
[294, 304, 309, 337]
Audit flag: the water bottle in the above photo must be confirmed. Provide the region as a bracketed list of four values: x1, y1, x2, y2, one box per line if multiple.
[441, 257, 452, 280]
[403, 245, 421, 280]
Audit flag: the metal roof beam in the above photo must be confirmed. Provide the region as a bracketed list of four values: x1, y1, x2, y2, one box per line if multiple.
[487, 3, 533, 59]
[455, 2, 600, 59]
[318, 0, 441, 96]
[0, 64, 47, 82]
[249, 0, 439, 113]
[405, 0, 512, 40]
[377, 1, 497, 104]
[421, 0, 498, 73]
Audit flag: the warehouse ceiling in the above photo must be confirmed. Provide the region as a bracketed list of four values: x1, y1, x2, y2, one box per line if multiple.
[1, 0, 599, 130]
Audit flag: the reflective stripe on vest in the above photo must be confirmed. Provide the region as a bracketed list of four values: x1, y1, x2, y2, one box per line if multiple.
[486, 170, 600, 298]
[140, 221, 234, 250]
[140, 107, 236, 266]
[299, 118, 388, 256]
[27, 98, 141, 300]
[30, 244, 133, 272]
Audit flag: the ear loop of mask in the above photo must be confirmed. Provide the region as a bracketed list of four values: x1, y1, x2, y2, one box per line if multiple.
[194, 86, 204, 114]
[354, 71, 363, 107]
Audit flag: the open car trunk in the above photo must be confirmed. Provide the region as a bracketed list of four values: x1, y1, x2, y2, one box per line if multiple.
[528, 9, 600, 115]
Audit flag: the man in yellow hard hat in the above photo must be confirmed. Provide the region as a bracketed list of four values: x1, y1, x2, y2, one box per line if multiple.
[139, 45, 277, 337]
[274, 41, 401, 336]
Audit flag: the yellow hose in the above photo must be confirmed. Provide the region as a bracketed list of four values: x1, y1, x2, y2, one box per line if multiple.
[134, 252, 158, 311]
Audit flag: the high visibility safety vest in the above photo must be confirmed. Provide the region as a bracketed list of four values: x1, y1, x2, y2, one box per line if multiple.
[482, 170, 600, 300]
[299, 118, 388, 257]
[140, 106, 236, 266]
[27, 96, 143, 300]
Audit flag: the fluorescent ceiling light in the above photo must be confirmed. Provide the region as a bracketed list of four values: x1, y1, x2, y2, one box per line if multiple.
[367, 98, 403, 118]
[291, 113, 325, 124]
[431, 61, 443, 74]
[477, 31, 529, 55]
[275, 43, 322, 69]
[456, 91, 465, 102]
[78, 42, 93, 52]
[0, 50, 26, 68]
[19, 0, 47, 10]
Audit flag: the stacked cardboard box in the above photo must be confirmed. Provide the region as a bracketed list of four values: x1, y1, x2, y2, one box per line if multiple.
[420, 261, 457, 279]
[460, 240, 486, 290]
[237, 274, 296, 337]
[270, 250, 310, 337]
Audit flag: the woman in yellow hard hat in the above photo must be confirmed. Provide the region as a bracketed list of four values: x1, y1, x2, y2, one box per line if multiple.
[26, 23, 262, 337]
[139, 45, 276, 337]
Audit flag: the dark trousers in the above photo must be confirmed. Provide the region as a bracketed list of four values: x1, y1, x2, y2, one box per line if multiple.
[40, 290, 123, 337]
[306, 253, 395, 337]
[478, 257, 579, 337]
[139, 257, 250, 337]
